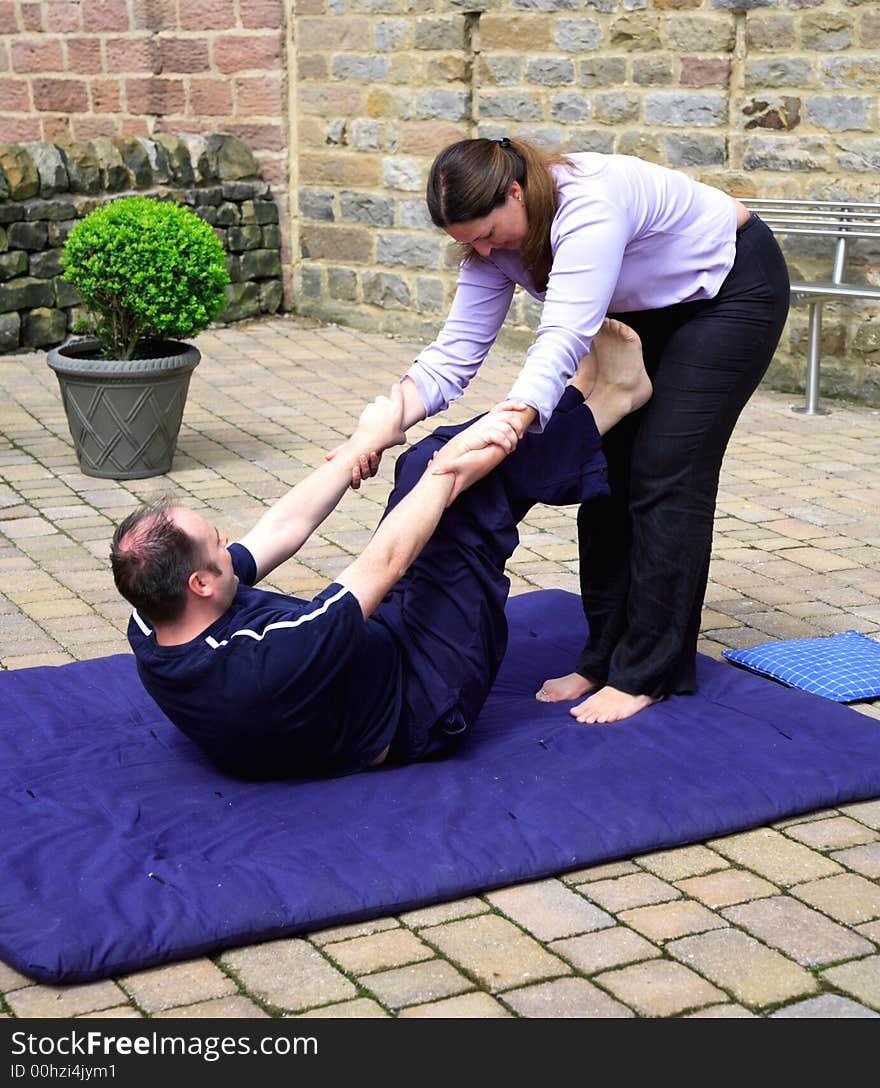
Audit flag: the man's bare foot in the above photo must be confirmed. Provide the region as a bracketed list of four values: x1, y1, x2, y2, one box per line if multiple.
[585, 318, 653, 435]
[570, 684, 662, 724]
[535, 671, 597, 702]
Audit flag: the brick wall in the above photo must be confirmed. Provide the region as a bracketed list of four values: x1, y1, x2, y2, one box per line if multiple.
[1, 1, 878, 401]
[291, 0, 880, 405]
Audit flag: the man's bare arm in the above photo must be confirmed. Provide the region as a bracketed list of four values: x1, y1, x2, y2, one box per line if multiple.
[240, 385, 406, 582]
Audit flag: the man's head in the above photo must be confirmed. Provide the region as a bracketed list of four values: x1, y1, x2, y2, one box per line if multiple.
[110, 500, 236, 626]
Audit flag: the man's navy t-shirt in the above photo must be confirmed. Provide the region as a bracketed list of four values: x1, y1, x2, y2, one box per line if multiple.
[127, 543, 403, 778]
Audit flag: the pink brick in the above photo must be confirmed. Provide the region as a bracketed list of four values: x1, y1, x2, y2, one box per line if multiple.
[125, 77, 186, 116]
[235, 75, 284, 116]
[41, 115, 72, 142]
[106, 37, 160, 73]
[181, 0, 235, 32]
[1, 118, 42, 142]
[131, 0, 176, 31]
[74, 117, 119, 140]
[120, 118, 150, 137]
[227, 122, 286, 152]
[241, 0, 283, 29]
[66, 37, 104, 75]
[92, 78, 122, 113]
[0, 80, 30, 112]
[0, 41, 7, 72]
[33, 78, 89, 113]
[258, 156, 285, 185]
[48, 3, 82, 33]
[0, 3, 18, 35]
[160, 37, 211, 73]
[681, 57, 731, 88]
[213, 35, 283, 74]
[190, 78, 234, 116]
[83, 0, 129, 33]
[12, 39, 65, 73]
[21, 3, 43, 31]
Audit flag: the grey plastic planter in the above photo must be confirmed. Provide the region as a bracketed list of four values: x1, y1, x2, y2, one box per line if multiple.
[47, 338, 200, 480]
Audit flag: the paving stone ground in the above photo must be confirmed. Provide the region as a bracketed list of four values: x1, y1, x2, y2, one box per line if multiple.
[1, 316, 879, 1019]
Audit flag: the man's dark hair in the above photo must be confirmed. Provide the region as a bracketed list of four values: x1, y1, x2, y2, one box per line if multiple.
[110, 500, 212, 624]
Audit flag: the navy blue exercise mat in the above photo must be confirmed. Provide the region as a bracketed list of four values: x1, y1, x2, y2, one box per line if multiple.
[1, 589, 879, 984]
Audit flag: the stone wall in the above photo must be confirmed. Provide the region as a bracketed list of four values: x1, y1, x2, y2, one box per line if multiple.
[291, 0, 880, 405]
[0, 133, 282, 352]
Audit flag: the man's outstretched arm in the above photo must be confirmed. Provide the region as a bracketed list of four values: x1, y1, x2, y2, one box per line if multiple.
[239, 385, 407, 583]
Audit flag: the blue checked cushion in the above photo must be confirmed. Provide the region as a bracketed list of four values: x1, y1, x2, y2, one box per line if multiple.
[723, 630, 880, 703]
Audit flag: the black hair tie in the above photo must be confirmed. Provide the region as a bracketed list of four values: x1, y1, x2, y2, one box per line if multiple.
[495, 137, 512, 149]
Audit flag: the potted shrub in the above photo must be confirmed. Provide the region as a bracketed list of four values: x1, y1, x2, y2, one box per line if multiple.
[48, 195, 229, 479]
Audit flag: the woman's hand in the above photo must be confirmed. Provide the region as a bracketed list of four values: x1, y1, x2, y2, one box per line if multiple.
[430, 400, 534, 503]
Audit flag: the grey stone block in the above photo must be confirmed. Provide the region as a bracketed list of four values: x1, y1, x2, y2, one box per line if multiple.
[22, 143, 69, 197]
[61, 145, 101, 195]
[633, 58, 673, 86]
[114, 137, 152, 188]
[24, 199, 78, 222]
[593, 92, 640, 125]
[710, 0, 779, 9]
[414, 16, 468, 51]
[48, 220, 76, 247]
[819, 56, 880, 91]
[555, 18, 603, 52]
[54, 278, 81, 307]
[645, 92, 726, 127]
[559, 128, 615, 154]
[399, 200, 433, 230]
[221, 281, 262, 321]
[745, 58, 813, 90]
[0, 251, 28, 281]
[195, 206, 219, 226]
[551, 93, 591, 124]
[29, 249, 63, 279]
[152, 134, 195, 185]
[0, 276, 54, 311]
[138, 138, 172, 186]
[415, 89, 471, 121]
[253, 200, 279, 225]
[667, 15, 735, 53]
[206, 134, 259, 181]
[526, 58, 575, 85]
[579, 57, 627, 88]
[478, 93, 543, 121]
[416, 276, 445, 312]
[22, 306, 67, 348]
[89, 137, 131, 192]
[215, 202, 241, 226]
[340, 192, 395, 227]
[513, 0, 579, 9]
[8, 221, 49, 252]
[350, 120, 382, 151]
[743, 135, 830, 172]
[329, 267, 358, 301]
[221, 180, 268, 202]
[239, 249, 282, 280]
[383, 159, 423, 192]
[804, 96, 872, 132]
[375, 18, 409, 52]
[0, 204, 25, 225]
[835, 139, 880, 174]
[259, 280, 283, 314]
[482, 56, 523, 85]
[0, 144, 39, 200]
[362, 270, 411, 308]
[261, 225, 281, 250]
[300, 266, 322, 300]
[180, 135, 217, 183]
[331, 54, 388, 81]
[300, 189, 335, 222]
[0, 311, 20, 352]
[377, 232, 439, 268]
[666, 134, 727, 167]
[227, 226, 262, 252]
[186, 186, 222, 207]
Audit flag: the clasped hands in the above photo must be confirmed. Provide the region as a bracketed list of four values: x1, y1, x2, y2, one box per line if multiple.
[328, 386, 532, 499]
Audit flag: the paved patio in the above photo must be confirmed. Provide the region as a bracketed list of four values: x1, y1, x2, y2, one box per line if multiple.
[1, 316, 879, 1019]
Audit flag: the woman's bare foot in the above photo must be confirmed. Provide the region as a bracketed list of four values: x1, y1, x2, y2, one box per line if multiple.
[585, 318, 653, 435]
[570, 685, 662, 724]
[535, 671, 597, 703]
[569, 345, 598, 400]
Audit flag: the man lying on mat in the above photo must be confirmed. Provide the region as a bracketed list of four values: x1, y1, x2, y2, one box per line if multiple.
[110, 320, 651, 780]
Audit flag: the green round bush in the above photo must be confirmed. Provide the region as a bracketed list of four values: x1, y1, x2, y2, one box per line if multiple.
[62, 195, 230, 360]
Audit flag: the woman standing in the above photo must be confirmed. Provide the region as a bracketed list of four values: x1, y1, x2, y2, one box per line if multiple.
[362, 136, 790, 724]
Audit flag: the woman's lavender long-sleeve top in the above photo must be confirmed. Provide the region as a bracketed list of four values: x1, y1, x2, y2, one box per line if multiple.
[406, 153, 739, 431]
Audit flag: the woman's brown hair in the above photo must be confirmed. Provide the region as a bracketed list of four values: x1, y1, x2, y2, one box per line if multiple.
[426, 137, 573, 293]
